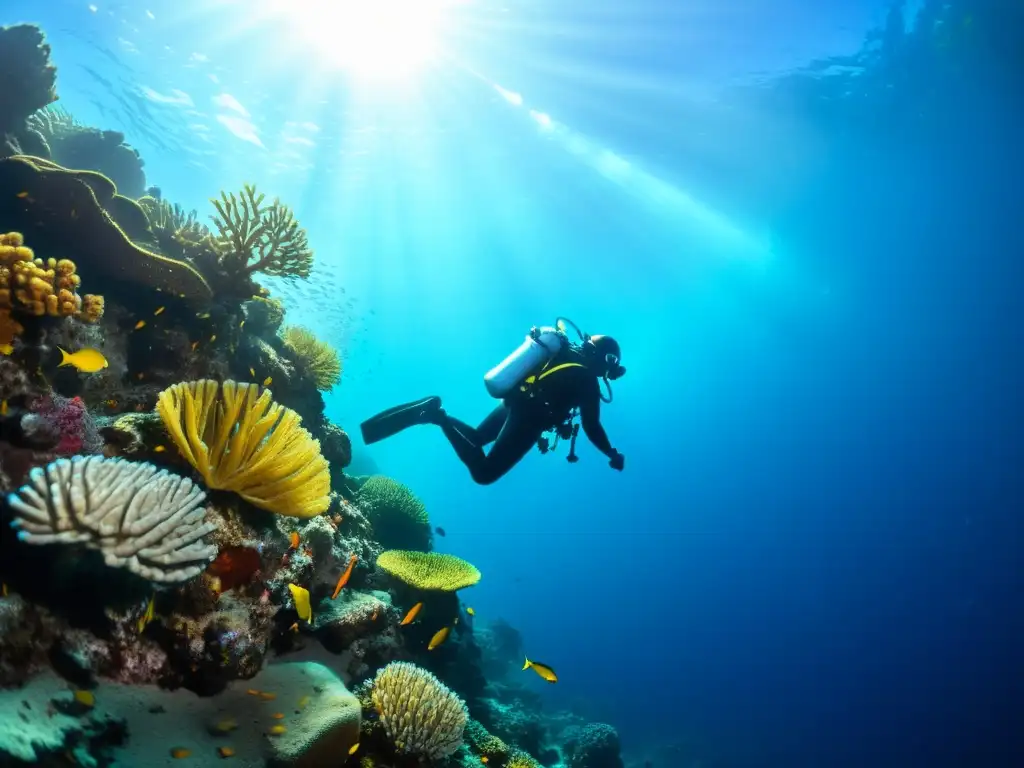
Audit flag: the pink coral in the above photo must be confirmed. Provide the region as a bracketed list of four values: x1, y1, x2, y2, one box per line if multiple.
[32, 393, 101, 455]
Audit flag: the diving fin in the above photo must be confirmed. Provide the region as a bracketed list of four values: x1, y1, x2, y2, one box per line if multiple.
[360, 396, 442, 445]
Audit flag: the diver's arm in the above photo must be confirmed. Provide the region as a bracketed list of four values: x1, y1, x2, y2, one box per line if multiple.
[579, 380, 615, 457]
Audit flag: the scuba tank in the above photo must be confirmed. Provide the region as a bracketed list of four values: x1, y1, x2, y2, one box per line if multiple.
[484, 325, 567, 399]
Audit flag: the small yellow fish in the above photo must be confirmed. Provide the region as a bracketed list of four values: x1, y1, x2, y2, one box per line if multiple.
[16, 191, 28, 198]
[57, 347, 108, 373]
[466, 607, 476, 616]
[348, 743, 360, 755]
[170, 747, 191, 758]
[197, 312, 211, 319]
[214, 718, 238, 733]
[134, 320, 146, 330]
[523, 657, 558, 683]
[297, 695, 310, 709]
[0, 344, 12, 355]
[288, 583, 312, 623]
[210, 334, 217, 343]
[401, 602, 423, 625]
[263, 376, 272, 386]
[1, 400, 7, 416]
[137, 595, 155, 633]
[268, 724, 287, 735]
[74, 690, 95, 707]
[154, 306, 165, 316]
[239, 320, 245, 329]
[246, 689, 261, 696]
[218, 746, 235, 758]
[249, 368, 256, 377]
[428, 626, 451, 650]
[482, 757, 490, 764]
[191, 341, 200, 351]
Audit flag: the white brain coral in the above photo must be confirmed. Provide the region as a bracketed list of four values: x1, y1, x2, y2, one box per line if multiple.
[7, 455, 217, 583]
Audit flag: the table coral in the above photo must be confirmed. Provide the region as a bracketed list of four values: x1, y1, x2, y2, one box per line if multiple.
[376, 550, 481, 592]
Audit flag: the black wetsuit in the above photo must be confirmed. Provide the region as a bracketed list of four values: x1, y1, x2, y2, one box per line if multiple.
[438, 351, 615, 485]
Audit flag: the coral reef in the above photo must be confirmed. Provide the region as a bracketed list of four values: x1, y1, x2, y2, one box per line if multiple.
[30, 106, 147, 197]
[282, 325, 342, 391]
[0, 24, 632, 768]
[0, 24, 56, 151]
[564, 723, 625, 768]
[0, 155, 211, 298]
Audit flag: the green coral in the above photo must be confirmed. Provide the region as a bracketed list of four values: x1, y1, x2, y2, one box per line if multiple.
[211, 183, 313, 278]
[506, 752, 542, 768]
[282, 325, 342, 391]
[0, 155, 211, 298]
[357, 475, 431, 551]
[376, 551, 481, 592]
[465, 719, 511, 762]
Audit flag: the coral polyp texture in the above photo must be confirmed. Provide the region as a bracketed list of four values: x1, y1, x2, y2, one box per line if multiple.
[358, 475, 432, 551]
[211, 183, 314, 278]
[156, 379, 331, 518]
[371, 661, 468, 760]
[282, 325, 342, 391]
[7, 455, 217, 583]
[0, 231, 104, 348]
[376, 550, 482, 591]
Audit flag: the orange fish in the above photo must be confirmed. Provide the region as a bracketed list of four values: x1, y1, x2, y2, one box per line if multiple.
[289, 622, 299, 632]
[400, 602, 423, 626]
[134, 320, 146, 330]
[331, 554, 357, 599]
[246, 689, 261, 697]
[370, 607, 379, 621]
[428, 626, 451, 650]
[272, 712, 285, 719]
[259, 692, 277, 701]
[289, 531, 299, 549]
[218, 746, 235, 758]
[170, 747, 191, 758]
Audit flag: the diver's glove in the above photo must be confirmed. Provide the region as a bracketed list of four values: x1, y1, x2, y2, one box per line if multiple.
[608, 450, 625, 471]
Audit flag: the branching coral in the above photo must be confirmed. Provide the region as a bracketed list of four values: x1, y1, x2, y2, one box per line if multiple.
[0, 231, 104, 349]
[376, 551, 481, 591]
[210, 184, 314, 278]
[358, 475, 431, 551]
[371, 661, 468, 760]
[138, 197, 213, 246]
[7, 455, 217, 583]
[281, 325, 342, 390]
[156, 379, 331, 518]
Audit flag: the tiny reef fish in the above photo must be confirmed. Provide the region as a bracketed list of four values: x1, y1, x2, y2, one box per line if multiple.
[57, 347, 108, 373]
[428, 626, 451, 650]
[523, 657, 558, 683]
[331, 554, 357, 599]
[400, 602, 423, 626]
[288, 583, 312, 623]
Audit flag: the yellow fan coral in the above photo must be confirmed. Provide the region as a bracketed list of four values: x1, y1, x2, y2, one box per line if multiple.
[156, 379, 331, 518]
[376, 550, 481, 591]
[281, 325, 342, 391]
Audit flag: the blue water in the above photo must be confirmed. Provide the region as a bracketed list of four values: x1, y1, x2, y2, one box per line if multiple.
[9, 0, 1023, 765]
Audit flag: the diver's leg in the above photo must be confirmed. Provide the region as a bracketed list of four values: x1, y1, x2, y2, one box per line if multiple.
[439, 405, 540, 485]
[434, 404, 507, 448]
[360, 396, 442, 445]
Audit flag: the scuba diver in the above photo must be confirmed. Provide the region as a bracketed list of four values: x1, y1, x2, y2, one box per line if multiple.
[359, 318, 626, 485]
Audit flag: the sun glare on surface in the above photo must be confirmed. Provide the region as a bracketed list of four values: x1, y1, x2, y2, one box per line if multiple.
[276, 0, 465, 80]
